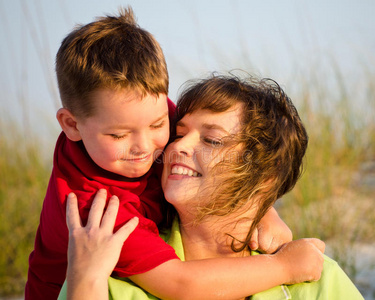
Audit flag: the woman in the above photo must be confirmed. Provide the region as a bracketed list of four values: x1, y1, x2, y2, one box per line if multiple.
[62, 74, 363, 300]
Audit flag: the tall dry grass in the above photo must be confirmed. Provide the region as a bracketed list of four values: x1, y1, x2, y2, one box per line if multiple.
[277, 62, 375, 280]
[0, 120, 51, 296]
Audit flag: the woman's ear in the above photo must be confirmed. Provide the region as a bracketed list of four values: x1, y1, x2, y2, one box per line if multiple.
[56, 108, 82, 141]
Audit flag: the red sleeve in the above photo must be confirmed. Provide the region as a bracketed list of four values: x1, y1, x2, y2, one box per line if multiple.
[104, 176, 179, 277]
[113, 201, 179, 277]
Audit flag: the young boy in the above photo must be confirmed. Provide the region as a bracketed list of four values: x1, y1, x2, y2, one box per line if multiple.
[26, 7, 293, 300]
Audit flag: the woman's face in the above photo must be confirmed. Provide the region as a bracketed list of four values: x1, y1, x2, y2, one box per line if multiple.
[161, 104, 243, 211]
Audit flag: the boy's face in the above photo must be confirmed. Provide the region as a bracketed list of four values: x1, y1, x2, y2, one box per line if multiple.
[76, 89, 169, 178]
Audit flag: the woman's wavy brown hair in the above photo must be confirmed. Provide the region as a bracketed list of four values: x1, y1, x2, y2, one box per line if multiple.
[166, 73, 308, 252]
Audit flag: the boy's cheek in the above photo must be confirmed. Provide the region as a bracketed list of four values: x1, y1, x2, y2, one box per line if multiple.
[157, 130, 170, 148]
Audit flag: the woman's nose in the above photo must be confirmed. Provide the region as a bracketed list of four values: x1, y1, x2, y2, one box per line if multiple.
[173, 134, 196, 157]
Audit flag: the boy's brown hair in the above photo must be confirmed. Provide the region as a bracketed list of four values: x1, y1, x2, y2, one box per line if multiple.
[175, 73, 308, 251]
[55, 6, 168, 119]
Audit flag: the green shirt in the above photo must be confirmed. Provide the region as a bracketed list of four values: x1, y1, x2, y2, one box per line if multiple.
[59, 219, 364, 300]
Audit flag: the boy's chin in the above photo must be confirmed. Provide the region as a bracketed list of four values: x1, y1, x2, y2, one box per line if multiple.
[120, 163, 153, 179]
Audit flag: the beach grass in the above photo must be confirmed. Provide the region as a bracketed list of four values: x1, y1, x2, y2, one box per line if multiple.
[0, 120, 51, 296]
[277, 64, 375, 281]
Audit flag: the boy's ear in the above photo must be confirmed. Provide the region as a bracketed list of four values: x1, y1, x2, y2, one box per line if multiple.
[56, 108, 82, 141]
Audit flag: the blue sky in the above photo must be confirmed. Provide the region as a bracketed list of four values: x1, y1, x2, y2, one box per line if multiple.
[0, 0, 374, 138]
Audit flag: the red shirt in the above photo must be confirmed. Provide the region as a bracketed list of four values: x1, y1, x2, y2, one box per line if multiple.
[25, 100, 178, 300]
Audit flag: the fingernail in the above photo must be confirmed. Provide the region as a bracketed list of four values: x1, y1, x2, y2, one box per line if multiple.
[68, 192, 75, 199]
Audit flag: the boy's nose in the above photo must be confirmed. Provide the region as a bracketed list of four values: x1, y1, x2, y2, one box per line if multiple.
[130, 132, 151, 154]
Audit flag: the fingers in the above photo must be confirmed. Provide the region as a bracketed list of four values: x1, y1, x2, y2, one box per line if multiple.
[308, 238, 326, 254]
[66, 193, 82, 230]
[254, 226, 276, 253]
[249, 227, 259, 250]
[66, 189, 136, 242]
[86, 189, 108, 228]
[101, 196, 120, 232]
[115, 217, 139, 243]
[261, 237, 277, 254]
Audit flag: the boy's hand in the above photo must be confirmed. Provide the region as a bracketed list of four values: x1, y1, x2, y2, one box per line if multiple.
[250, 207, 292, 253]
[66, 189, 139, 281]
[274, 238, 325, 284]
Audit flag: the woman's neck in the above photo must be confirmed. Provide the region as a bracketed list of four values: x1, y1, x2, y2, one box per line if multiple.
[178, 212, 254, 261]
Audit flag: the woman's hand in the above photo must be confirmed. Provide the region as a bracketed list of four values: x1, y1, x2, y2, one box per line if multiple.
[250, 207, 292, 253]
[274, 238, 325, 284]
[66, 189, 138, 300]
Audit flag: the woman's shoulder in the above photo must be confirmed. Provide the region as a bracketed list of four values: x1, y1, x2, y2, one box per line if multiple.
[285, 254, 364, 300]
[251, 254, 363, 300]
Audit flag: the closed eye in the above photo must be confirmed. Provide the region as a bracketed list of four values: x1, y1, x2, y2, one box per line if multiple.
[150, 120, 165, 129]
[203, 137, 223, 147]
[110, 134, 128, 140]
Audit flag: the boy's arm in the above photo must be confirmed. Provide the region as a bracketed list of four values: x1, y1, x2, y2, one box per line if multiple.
[130, 237, 325, 300]
[250, 206, 292, 253]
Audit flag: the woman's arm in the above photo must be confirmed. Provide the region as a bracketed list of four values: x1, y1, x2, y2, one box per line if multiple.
[65, 191, 138, 300]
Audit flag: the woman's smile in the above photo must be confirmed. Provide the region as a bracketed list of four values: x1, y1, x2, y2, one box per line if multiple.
[170, 163, 202, 178]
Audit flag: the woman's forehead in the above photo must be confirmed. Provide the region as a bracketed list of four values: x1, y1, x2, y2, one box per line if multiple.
[178, 105, 243, 134]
